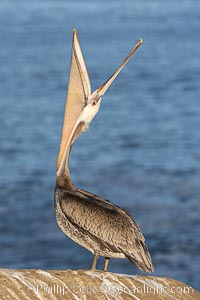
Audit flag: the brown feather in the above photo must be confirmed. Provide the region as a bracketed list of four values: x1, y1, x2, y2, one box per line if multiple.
[58, 189, 153, 272]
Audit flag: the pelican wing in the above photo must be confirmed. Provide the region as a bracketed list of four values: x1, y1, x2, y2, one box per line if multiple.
[78, 188, 144, 241]
[57, 29, 91, 170]
[60, 190, 153, 272]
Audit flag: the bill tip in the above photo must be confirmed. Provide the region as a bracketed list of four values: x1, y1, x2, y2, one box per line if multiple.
[73, 28, 78, 42]
[73, 28, 78, 38]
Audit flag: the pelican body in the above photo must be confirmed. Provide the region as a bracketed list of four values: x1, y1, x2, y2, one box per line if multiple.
[55, 29, 153, 272]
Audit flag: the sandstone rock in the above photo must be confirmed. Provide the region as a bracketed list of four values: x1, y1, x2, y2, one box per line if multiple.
[0, 268, 199, 300]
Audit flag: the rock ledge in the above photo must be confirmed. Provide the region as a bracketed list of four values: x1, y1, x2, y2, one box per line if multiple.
[0, 268, 199, 300]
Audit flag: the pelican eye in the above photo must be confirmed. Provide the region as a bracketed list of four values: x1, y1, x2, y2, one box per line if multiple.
[92, 95, 101, 106]
[92, 98, 98, 106]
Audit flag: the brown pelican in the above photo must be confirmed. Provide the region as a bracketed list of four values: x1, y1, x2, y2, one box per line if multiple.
[55, 29, 153, 273]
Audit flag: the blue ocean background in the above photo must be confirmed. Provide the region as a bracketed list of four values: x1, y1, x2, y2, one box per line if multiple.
[0, 0, 200, 290]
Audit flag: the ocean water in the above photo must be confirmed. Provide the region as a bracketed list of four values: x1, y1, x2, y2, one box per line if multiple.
[0, 0, 200, 290]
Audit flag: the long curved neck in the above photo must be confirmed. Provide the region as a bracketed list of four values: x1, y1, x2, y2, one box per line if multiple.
[56, 145, 76, 191]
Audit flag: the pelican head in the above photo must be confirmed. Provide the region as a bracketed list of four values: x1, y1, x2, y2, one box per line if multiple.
[56, 29, 143, 184]
[78, 90, 102, 129]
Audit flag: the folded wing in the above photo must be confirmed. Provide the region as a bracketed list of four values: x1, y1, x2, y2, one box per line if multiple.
[60, 190, 153, 272]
